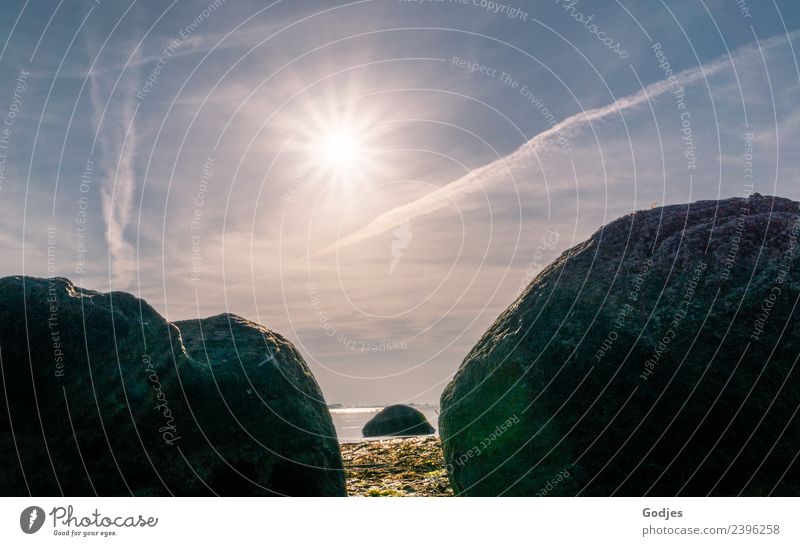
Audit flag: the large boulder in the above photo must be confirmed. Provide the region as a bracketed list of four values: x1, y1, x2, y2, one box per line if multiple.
[0, 276, 345, 496]
[362, 404, 435, 437]
[174, 313, 345, 495]
[440, 194, 800, 496]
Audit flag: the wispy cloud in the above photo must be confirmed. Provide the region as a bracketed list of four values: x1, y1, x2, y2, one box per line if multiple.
[88, 48, 141, 289]
[389, 217, 413, 274]
[320, 30, 800, 255]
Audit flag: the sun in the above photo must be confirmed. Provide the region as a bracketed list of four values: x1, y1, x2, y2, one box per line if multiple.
[287, 95, 388, 190]
[308, 122, 374, 185]
[320, 128, 361, 166]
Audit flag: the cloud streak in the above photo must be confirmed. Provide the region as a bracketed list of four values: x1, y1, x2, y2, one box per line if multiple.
[320, 30, 800, 255]
[88, 53, 140, 289]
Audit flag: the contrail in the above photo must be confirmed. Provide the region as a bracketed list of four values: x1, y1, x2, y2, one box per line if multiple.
[319, 30, 799, 255]
[88, 39, 140, 289]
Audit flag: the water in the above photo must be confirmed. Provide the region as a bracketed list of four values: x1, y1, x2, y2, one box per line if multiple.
[330, 406, 440, 442]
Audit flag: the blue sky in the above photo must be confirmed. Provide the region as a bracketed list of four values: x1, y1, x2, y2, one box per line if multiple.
[1, 0, 799, 404]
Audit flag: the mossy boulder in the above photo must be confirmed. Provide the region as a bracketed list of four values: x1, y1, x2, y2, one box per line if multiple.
[440, 194, 800, 496]
[0, 276, 345, 496]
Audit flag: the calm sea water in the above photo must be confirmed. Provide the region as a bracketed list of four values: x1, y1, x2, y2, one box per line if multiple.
[330, 406, 440, 442]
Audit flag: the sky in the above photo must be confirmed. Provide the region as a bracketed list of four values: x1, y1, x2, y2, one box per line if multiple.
[1, 0, 799, 405]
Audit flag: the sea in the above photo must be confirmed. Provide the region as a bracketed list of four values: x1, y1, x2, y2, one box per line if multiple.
[329, 405, 440, 442]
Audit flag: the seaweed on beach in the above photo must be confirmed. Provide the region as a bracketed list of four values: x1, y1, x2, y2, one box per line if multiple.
[341, 437, 452, 497]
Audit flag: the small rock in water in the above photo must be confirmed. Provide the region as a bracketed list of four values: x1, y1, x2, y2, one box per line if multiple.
[362, 404, 435, 437]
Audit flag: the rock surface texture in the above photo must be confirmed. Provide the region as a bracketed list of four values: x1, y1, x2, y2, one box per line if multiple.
[0, 277, 345, 496]
[440, 195, 800, 496]
[362, 404, 435, 437]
